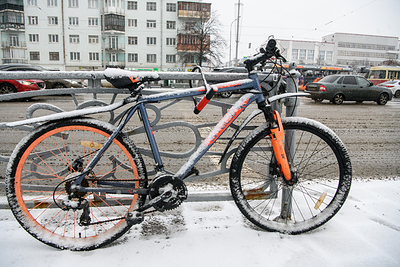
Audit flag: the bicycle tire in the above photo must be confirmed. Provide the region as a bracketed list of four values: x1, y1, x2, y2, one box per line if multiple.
[230, 117, 352, 234]
[6, 117, 147, 250]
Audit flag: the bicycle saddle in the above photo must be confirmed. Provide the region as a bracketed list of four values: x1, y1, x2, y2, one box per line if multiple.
[104, 68, 161, 90]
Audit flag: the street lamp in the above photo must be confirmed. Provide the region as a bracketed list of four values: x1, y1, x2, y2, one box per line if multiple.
[229, 17, 239, 67]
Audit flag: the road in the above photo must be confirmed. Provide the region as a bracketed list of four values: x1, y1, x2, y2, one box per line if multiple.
[0, 94, 399, 194]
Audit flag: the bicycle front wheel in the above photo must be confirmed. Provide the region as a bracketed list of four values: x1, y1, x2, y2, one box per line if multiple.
[6, 118, 147, 250]
[230, 117, 352, 234]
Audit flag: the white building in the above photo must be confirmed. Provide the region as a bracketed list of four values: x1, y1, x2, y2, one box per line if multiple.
[277, 33, 399, 68]
[1, 0, 211, 71]
[322, 32, 399, 67]
[277, 39, 335, 66]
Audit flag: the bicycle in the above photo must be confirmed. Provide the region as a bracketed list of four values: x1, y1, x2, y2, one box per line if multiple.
[4, 39, 352, 250]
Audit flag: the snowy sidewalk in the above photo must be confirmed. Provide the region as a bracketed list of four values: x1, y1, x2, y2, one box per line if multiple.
[0, 179, 399, 267]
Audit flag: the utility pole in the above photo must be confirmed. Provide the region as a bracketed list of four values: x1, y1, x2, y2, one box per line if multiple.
[101, 0, 106, 70]
[235, 0, 242, 67]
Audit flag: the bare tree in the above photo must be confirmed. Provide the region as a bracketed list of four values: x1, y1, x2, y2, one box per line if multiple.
[178, 11, 226, 68]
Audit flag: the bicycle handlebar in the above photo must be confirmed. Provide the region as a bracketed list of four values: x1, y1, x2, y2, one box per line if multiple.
[244, 39, 286, 71]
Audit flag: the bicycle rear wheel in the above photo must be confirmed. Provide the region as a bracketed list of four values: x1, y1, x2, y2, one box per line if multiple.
[6, 118, 147, 250]
[230, 117, 352, 234]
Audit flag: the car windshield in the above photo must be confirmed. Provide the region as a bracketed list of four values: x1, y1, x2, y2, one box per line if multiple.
[319, 75, 340, 83]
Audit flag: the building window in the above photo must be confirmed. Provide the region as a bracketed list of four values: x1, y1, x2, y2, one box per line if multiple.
[69, 35, 80, 43]
[88, 0, 98, 8]
[319, 51, 325, 61]
[88, 17, 98, 26]
[88, 35, 99, 44]
[166, 38, 176, 46]
[128, 36, 138, 45]
[166, 54, 176, 63]
[166, 21, 176, 29]
[326, 51, 333, 61]
[70, 52, 80, 60]
[184, 22, 196, 31]
[128, 53, 138, 62]
[128, 19, 137, 27]
[185, 54, 196, 63]
[48, 16, 58, 25]
[47, 0, 57, 6]
[27, 0, 38, 6]
[307, 50, 314, 60]
[29, 34, 39, 43]
[69, 0, 78, 7]
[49, 52, 59, 61]
[28, 16, 38, 25]
[49, 34, 59, 43]
[89, 52, 99, 61]
[299, 49, 306, 60]
[292, 49, 298, 60]
[127, 1, 137, 10]
[166, 3, 176, 12]
[30, 51, 40, 60]
[69, 17, 79, 26]
[147, 37, 156, 45]
[147, 54, 156, 63]
[146, 2, 156, 11]
[147, 20, 156, 28]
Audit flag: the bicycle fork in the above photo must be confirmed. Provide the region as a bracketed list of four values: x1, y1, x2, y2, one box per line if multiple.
[260, 102, 296, 220]
[259, 103, 294, 184]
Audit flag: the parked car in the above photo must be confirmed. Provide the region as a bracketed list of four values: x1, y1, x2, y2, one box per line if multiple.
[0, 64, 84, 89]
[0, 79, 45, 94]
[377, 80, 400, 98]
[305, 75, 393, 105]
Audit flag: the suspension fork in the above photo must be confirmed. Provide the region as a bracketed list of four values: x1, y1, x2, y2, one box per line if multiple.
[258, 102, 292, 183]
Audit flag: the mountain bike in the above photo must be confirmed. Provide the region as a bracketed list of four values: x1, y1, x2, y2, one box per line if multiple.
[4, 39, 352, 250]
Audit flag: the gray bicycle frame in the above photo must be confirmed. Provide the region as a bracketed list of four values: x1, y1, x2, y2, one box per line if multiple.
[71, 73, 264, 191]
[1, 72, 306, 195]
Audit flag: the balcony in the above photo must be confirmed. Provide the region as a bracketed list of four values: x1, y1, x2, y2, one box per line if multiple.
[102, 14, 125, 33]
[2, 58, 27, 64]
[1, 41, 26, 49]
[177, 33, 210, 52]
[103, 6, 125, 15]
[178, 1, 211, 19]
[104, 43, 125, 51]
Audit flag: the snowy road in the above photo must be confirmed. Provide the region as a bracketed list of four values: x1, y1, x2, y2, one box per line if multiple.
[0, 179, 399, 266]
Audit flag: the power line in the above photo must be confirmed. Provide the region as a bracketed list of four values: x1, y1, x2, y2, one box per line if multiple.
[292, 0, 379, 38]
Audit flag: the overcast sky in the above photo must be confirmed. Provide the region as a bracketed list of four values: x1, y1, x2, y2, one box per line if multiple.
[208, 0, 400, 61]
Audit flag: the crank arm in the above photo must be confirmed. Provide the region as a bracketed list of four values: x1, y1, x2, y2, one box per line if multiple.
[135, 191, 171, 212]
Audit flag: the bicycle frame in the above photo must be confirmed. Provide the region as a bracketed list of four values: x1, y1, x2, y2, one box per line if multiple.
[72, 73, 265, 190]
[2, 71, 306, 195]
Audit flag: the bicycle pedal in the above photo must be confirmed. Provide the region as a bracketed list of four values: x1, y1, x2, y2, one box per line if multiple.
[126, 212, 144, 226]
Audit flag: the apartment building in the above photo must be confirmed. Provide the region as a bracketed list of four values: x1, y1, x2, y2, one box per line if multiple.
[0, 0, 211, 71]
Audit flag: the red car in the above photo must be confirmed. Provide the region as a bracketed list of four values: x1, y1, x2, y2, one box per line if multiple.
[0, 79, 45, 94]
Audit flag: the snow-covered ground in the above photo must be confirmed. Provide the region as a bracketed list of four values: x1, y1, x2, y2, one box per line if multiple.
[0, 179, 399, 267]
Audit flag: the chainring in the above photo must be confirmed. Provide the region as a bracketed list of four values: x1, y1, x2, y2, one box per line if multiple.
[149, 175, 188, 211]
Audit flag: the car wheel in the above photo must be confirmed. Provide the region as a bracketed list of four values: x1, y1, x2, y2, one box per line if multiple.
[395, 90, 400, 98]
[0, 83, 17, 94]
[333, 94, 344, 105]
[377, 93, 389, 105]
[220, 91, 233, 98]
[53, 83, 67, 89]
